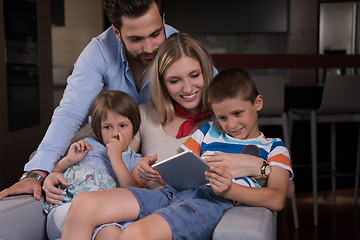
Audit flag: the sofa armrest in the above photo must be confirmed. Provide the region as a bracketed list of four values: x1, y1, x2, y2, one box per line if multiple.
[9, 124, 95, 240]
[213, 205, 277, 240]
[0, 195, 47, 240]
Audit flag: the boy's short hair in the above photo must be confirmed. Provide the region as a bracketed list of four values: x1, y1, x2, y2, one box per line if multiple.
[207, 68, 259, 107]
[91, 91, 141, 143]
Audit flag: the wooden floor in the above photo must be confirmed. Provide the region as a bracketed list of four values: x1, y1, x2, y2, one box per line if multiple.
[277, 188, 360, 240]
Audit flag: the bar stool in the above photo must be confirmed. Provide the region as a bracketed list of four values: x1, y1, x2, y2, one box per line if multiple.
[289, 75, 360, 225]
[253, 76, 299, 228]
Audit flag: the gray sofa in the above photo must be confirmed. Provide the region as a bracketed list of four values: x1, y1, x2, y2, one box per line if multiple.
[0, 124, 277, 240]
[0, 195, 276, 240]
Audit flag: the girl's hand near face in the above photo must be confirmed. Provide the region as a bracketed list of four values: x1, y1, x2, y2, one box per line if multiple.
[66, 140, 93, 165]
[205, 166, 233, 197]
[52, 140, 93, 173]
[106, 133, 125, 164]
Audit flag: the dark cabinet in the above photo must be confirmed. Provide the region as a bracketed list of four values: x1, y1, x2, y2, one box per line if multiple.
[0, 0, 53, 189]
[165, 0, 288, 34]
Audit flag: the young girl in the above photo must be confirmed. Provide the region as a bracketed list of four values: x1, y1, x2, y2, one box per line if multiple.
[44, 90, 146, 239]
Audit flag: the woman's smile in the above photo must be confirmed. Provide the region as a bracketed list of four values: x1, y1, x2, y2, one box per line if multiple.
[181, 91, 198, 101]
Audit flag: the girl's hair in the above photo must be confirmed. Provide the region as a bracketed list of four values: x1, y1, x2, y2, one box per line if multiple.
[102, 0, 164, 30]
[207, 68, 259, 107]
[91, 91, 140, 143]
[149, 32, 214, 124]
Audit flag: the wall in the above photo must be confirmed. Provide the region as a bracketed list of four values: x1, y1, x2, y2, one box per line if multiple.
[288, 0, 319, 86]
[51, 0, 103, 84]
[51, 0, 103, 108]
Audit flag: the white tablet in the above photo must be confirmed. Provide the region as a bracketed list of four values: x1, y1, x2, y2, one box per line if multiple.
[152, 150, 210, 190]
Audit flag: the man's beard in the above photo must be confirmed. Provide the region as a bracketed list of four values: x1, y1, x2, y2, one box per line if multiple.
[122, 42, 157, 67]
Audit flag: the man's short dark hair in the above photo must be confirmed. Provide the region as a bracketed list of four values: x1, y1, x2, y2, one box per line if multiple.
[102, 0, 164, 30]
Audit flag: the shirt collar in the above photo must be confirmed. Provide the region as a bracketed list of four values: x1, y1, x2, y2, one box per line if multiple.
[119, 42, 128, 68]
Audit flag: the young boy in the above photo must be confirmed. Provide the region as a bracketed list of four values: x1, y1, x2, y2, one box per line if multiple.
[182, 68, 293, 210]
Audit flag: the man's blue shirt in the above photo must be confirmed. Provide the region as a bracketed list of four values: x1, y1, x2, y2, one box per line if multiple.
[25, 25, 178, 172]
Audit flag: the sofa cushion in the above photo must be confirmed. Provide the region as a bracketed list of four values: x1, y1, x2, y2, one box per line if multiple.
[213, 205, 276, 240]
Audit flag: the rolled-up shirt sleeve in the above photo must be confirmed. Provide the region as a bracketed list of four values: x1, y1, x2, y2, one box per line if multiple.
[25, 38, 107, 173]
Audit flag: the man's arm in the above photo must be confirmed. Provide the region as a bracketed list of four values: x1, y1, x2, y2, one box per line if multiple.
[26, 41, 106, 173]
[0, 36, 107, 200]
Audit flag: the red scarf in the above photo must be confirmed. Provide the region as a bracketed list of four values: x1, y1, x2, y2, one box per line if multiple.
[173, 102, 211, 138]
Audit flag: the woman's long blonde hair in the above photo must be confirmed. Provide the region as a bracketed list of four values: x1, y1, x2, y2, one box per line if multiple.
[149, 32, 214, 124]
